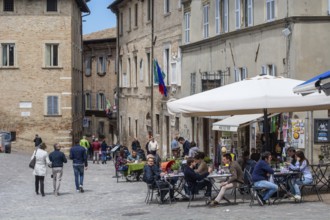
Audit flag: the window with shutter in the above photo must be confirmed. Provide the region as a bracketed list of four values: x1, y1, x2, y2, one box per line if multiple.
[1, 43, 15, 67]
[47, 96, 59, 115]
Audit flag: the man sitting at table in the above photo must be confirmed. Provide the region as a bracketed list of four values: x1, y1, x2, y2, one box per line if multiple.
[127, 150, 140, 163]
[210, 153, 244, 206]
[143, 156, 174, 202]
[252, 151, 278, 206]
[184, 157, 213, 199]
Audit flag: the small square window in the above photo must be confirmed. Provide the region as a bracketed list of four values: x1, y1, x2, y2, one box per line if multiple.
[47, 0, 57, 12]
[3, 0, 14, 12]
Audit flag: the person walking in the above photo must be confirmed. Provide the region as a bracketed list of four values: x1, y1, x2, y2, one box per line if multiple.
[79, 135, 90, 153]
[91, 138, 101, 164]
[33, 134, 42, 148]
[31, 143, 50, 197]
[49, 143, 67, 196]
[70, 139, 88, 193]
[100, 138, 108, 164]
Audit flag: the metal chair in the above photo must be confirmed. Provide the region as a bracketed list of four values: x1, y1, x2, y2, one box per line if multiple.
[145, 184, 158, 204]
[245, 170, 269, 207]
[300, 174, 323, 202]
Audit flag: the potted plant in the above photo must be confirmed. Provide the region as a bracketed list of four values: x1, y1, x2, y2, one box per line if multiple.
[204, 156, 212, 165]
[171, 161, 181, 174]
[319, 154, 325, 164]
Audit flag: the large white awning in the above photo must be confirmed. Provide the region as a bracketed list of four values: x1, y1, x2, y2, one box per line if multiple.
[212, 114, 263, 132]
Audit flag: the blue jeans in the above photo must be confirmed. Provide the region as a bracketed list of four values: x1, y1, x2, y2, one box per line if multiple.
[73, 165, 84, 190]
[102, 151, 107, 162]
[254, 180, 278, 201]
[290, 177, 313, 196]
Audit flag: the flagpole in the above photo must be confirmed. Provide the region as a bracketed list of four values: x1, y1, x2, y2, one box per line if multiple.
[150, 0, 154, 136]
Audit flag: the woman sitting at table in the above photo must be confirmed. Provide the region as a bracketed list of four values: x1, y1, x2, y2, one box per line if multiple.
[194, 152, 208, 175]
[115, 150, 128, 171]
[286, 151, 313, 200]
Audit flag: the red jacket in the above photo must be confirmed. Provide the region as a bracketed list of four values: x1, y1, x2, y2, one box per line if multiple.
[91, 141, 101, 151]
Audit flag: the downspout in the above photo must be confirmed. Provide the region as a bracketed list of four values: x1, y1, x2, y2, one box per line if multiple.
[79, 10, 91, 142]
[115, 11, 120, 143]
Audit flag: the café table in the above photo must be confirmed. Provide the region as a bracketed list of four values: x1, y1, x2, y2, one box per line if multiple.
[126, 162, 145, 181]
[272, 171, 301, 204]
[310, 163, 330, 191]
[163, 172, 187, 199]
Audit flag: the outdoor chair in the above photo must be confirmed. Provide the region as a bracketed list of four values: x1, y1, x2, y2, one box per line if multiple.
[184, 182, 210, 208]
[299, 174, 323, 202]
[145, 183, 158, 204]
[155, 180, 172, 205]
[245, 170, 269, 207]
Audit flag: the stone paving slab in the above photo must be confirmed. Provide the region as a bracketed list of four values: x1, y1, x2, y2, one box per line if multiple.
[0, 152, 329, 220]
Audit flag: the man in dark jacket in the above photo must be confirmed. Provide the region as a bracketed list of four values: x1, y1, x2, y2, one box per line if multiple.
[252, 151, 278, 206]
[142, 156, 174, 202]
[70, 139, 88, 193]
[178, 137, 191, 157]
[184, 157, 212, 198]
[33, 134, 42, 148]
[49, 143, 67, 196]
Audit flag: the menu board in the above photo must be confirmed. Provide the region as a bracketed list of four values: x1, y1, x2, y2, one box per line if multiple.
[314, 119, 330, 144]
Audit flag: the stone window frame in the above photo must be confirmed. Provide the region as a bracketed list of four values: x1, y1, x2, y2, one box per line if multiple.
[43, 41, 62, 69]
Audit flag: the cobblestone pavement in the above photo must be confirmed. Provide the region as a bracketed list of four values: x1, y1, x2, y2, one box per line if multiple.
[1, 152, 330, 220]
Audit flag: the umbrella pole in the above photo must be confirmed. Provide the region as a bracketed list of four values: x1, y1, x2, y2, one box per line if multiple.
[263, 109, 270, 152]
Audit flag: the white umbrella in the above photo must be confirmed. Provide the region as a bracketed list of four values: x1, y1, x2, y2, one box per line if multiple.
[167, 75, 330, 151]
[167, 75, 330, 117]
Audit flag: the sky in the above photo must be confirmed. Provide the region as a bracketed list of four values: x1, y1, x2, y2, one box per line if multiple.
[83, 0, 116, 35]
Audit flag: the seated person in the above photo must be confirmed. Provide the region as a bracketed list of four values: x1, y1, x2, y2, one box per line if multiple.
[194, 152, 208, 175]
[115, 150, 127, 171]
[136, 146, 146, 161]
[210, 153, 244, 206]
[286, 147, 297, 165]
[143, 156, 174, 202]
[252, 151, 278, 206]
[184, 157, 213, 198]
[286, 151, 313, 200]
[127, 150, 140, 163]
[250, 148, 261, 162]
[188, 141, 199, 157]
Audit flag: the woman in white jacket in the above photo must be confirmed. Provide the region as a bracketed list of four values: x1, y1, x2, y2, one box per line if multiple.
[31, 143, 50, 196]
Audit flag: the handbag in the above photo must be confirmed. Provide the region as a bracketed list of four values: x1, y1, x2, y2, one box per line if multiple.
[29, 149, 38, 169]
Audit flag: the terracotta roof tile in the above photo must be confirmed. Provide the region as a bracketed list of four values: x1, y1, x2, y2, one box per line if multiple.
[83, 27, 116, 41]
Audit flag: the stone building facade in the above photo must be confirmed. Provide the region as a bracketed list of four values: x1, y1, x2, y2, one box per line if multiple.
[82, 28, 118, 145]
[178, 0, 330, 161]
[109, 0, 182, 157]
[0, 0, 89, 151]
